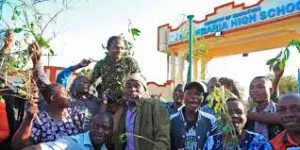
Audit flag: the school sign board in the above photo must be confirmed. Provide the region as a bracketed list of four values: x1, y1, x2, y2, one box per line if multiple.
[157, 0, 300, 88]
[158, 0, 300, 50]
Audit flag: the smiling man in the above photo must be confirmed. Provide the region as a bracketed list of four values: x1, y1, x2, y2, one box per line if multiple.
[23, 112, 113, 150]
[115, 73, 170, 150]
[204, 98, 272, 150]
[271, 93, 300, 150]
[170, 81, 217, 150]
[245, 76, 283, 140]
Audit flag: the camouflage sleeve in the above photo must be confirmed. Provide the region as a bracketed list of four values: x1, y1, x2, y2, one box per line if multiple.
[128, 57, 141, 74]
[91, 60, 103, 83]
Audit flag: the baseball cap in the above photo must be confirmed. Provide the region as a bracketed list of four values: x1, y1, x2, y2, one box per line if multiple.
[184, 81, 207, 94]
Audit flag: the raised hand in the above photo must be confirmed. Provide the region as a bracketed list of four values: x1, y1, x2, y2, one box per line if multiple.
[30, 42, 42, 66]
[3, 30, 14, 53]
[273, 60, 284, 77]
[78, 59, 92, 68]
[24, 96, 39, 120]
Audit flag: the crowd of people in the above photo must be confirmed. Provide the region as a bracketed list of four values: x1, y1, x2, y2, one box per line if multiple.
[1, 31, 300, 150]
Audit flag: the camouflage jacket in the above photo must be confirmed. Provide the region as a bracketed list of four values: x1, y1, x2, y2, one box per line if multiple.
[91, 56, 140, 100]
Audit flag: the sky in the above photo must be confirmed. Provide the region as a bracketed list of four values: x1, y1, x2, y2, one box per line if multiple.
[3, 0, 300, 97]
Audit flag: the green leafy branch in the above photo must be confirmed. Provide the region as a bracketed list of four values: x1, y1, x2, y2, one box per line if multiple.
[266, 39, 300, 71]
[0, 0, 84, 100]
[207, 87, 239, 148]
[1, 0, 81, 72]
[123, 19, 141, 56]
[79, 68, 92, 77]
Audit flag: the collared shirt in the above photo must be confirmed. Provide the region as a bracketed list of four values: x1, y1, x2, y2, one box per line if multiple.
[252, 102, 276, 140]
[91, 56, 140, 101]
[270, 130, 300, 150]
[40, 131, 107, 150]
[125, 102, 137, 150]
[31, 109, 84, 143]
[204, 130, 272, 150]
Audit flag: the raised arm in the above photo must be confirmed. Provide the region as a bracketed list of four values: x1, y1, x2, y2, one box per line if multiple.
[11, 85, 39, 150]
[0, 30, 14, 71]
[271, 62, 284, 101]
[247, 111, 281, 124]
[30, 42, 50, 89]
[56, 59, 91, 88]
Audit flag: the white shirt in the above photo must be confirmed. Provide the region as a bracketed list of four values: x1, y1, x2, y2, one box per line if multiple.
[252, 102, 275, 140]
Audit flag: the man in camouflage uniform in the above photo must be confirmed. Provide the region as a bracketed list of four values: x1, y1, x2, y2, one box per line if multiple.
[91, 35, 140, 149]
[91, 35, 140, 104]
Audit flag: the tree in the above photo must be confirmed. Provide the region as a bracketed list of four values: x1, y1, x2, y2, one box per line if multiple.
[0, 0, 85, 99]
[267, 74, 298, 95]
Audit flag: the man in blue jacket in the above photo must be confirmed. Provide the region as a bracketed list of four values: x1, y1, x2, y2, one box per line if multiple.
[170, 81, 218, 150]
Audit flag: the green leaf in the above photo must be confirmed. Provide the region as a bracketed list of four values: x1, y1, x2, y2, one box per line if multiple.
[266, 58, 276, 65]
[30, 22, 35, 29]
[222, 125, 231, 133]
[14, 28, 23, 33]
[217, 116, 221, 121]
[120, 134, 127, 143]
[208, 96, 213, 107]
[131, 28, 141, 37]
[11, 15, 16, 20]
[15, 10, 21, 16]
[37, 36, 50, 48]
[49, 49, 54, 56]
[279, 61, 285, 70]
[286, 49, 290, 60]
[295, 42, 300, 53]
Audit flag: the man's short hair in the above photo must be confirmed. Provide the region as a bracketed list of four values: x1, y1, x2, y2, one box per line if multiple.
[93, 112, 113, 128]
[41, 83, 61, 102]
[226, 97, 248, 112]
[251, 76, 272, 87]
[279, 93, 300, 103]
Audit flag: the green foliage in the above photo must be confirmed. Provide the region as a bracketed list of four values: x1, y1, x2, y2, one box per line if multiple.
[130, 28, 141, 39]
[119, 133, 127, 143]
[266, 39, 300, 71]
[79, 68, 92, 77]
[122, 20, 141, 56]
[0, 0, 83, 100]
[207, 87, 240, 148]
[267, 74, 298, 95]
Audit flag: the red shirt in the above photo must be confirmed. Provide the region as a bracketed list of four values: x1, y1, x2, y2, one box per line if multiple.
[270, 130, 300, 150]
[0, 99, 9, 142]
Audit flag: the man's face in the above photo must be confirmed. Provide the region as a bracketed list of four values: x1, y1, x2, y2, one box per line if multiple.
[53, 85, 71, 108]
[227, 100, 247, 133]
[208, 77, 220, 93]
[183, 87, 203, 112]
[90, 116, 113, 145]
[173, 85, 183, 104]
[277, 97, 300, 132]
[75, 77, 90, 95]
[123, 80, 144, 102]
[249, 79, 271, 103]
[107, 39, 125, 61]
